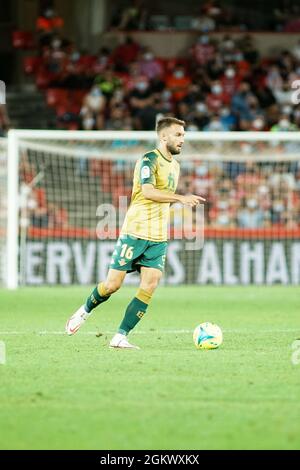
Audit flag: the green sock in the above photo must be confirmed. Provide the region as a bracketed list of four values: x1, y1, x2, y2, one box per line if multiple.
[85, 282, 111, 313]
[118, 288, 152, 335]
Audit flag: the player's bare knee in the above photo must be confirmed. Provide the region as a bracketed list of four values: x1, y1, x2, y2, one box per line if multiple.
[104, 280, 122, 294]
[141, 276, 161, 293]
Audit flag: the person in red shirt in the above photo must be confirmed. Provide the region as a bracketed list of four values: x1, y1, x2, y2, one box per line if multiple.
[165, 66, 191, 102]
[36, 8, 64, 33]
[206, 81, 230, 112]
[191, 35, 215, 67]
[36, 8, 64, 47]
[112, 36, 140, 72]
[220, 66, 241, 97]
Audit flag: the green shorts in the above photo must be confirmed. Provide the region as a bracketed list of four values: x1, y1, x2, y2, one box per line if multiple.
[110, 234, 168, 273]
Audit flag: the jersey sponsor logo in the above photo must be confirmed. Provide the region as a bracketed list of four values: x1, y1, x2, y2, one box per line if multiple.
[143, 157, 150, 161]
[118, 259, 127, 266]
[168, 173, 175, 190]
[141, 165, 150, 179]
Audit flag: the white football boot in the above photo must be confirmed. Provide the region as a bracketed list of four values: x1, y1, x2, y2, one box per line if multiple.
[65, 305, 90, 335]
[109, 333, 140, 350]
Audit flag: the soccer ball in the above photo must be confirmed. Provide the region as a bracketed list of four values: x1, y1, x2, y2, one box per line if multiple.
[193, 322, 223, 350]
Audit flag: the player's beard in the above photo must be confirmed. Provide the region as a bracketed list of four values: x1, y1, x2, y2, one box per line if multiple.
[167, 142, 182, 155]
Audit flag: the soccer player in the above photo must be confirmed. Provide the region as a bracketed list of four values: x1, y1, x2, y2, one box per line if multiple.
[66, 117, 205, 349]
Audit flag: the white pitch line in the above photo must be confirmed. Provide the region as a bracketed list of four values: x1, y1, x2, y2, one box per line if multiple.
[0, 330, 192, 335]
[0, 328, 299, 335]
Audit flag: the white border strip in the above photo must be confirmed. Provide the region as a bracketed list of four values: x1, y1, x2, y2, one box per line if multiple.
[7, 130, 19, 289]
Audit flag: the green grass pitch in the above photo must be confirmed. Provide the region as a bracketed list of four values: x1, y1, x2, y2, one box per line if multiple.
[0, 286, 300, 450]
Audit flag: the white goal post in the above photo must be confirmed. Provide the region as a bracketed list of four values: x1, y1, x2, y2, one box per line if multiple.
[4, 129, 300, 288]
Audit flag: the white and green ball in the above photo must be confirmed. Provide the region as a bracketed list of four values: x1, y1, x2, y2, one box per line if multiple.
[193, 322, 223, 350]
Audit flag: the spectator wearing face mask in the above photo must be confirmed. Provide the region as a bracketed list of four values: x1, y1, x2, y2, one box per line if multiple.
[93, 47, 111, 75]
[206, 81, 230, 112]
[218, 35, 237, 60]
[193, 163, 214, 198]
[273, 81, 294, 106]
[219, 107, 237, 130]
[191, 35, 215, 66]
[221, 66, 241, 96]
[81, 86, 106, 129]
[237, 198, 264, 228]
[94, 69, 121, 100]
[203, 114, 229, 131]
[105, 105, 128, 130]
[231, 81, 259, 125]
[266, 65, 283, 92]
[191, 102, 210, 130]
[210, 198, 235, 228]
[250, 116, 266, 131]
[138, 49, 164, 80]
[165, 67, 191, 102]
[123, 62, 145, 92]
[271, 116, 298, 131]
[128, 78, 153, 116]
[270, 197, 287, 225]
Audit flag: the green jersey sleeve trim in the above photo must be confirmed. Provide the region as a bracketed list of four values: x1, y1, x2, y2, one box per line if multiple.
[140, 151, 158, 185]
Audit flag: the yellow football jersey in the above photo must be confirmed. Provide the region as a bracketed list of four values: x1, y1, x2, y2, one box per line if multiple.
[120, 149, 180, 241]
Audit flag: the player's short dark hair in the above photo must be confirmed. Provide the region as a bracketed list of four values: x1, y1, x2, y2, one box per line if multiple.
[156, 117, 185, 134]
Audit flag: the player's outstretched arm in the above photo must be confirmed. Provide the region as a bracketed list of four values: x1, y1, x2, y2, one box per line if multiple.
[142, 184, 205, 206]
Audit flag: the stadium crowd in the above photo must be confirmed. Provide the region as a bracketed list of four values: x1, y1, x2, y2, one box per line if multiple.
[24, 18, 300, 134]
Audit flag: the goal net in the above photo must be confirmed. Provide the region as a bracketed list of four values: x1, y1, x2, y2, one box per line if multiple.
[4, 130, 300, 288]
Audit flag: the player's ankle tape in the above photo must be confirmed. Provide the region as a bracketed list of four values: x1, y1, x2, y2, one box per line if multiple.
[136, 288, 152, 305]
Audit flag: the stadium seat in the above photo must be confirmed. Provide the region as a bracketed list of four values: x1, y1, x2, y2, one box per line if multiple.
[35, 70, 53, 89]
[72, 90, 87, 105]
[23, 56, 41, 75]
[78, 55, 97, 68]
[148, 15, 171, 30]
[55, 103, 69, 117]
[46, 88, 69, 107]
[12, 31, 35, 49]
[65, 122, 79, 130]
[173, 15, 193, 30]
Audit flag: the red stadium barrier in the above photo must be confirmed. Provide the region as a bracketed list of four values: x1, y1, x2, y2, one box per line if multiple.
[26, 227, 300, 240]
